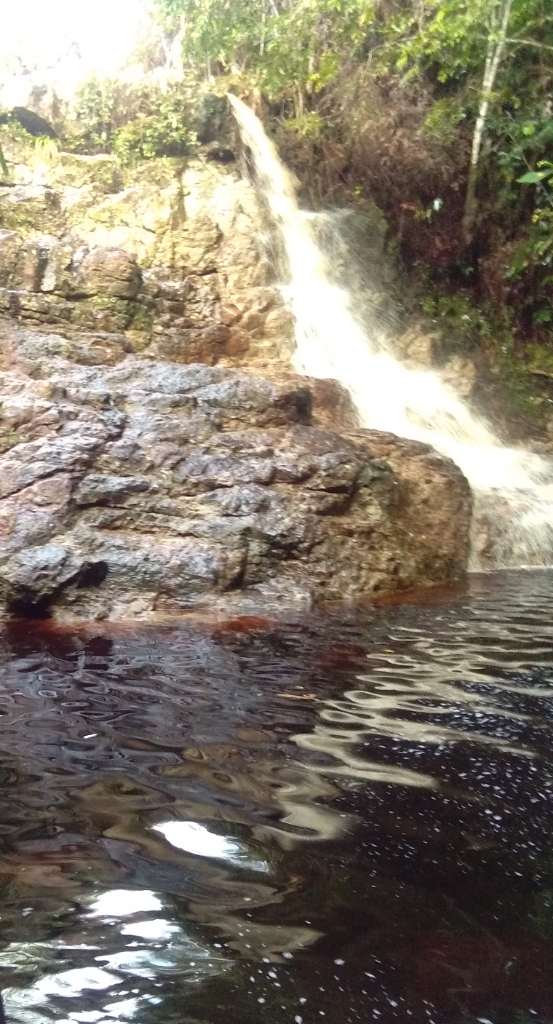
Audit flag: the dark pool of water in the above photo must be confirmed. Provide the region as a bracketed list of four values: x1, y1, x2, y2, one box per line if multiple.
[0, 571, 552, 1024]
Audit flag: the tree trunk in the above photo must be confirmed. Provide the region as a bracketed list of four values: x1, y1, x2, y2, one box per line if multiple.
[462, 0, 514, 243]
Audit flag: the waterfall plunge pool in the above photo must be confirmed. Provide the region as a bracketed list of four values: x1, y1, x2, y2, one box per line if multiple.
[0, 570, 552, 1022]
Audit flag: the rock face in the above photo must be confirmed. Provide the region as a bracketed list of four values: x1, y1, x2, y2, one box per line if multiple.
[0, 145, 295, 367]
[0, 131, 474, 619]
[0, 321, 471, 621]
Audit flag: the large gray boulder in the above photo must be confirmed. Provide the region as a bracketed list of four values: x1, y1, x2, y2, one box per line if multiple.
[0, 320, 472, 621]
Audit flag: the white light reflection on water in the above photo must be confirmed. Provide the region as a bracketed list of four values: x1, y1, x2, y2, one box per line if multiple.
[295, 671, 531, 794]
[120, 919, 182, 941]
[2, 884, 233, 1022]
[62, 997, 144, 1022]
[153, 820, 271, 872]
[95, 945, 223, 979]
[4, 967, 126, 1022]
[294, 598, 553, 794]
[86, 890, 163, 918]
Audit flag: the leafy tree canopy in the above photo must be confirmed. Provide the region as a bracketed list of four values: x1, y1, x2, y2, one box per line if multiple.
[152, 0, 377, 99]
[152, 0, 552, 101]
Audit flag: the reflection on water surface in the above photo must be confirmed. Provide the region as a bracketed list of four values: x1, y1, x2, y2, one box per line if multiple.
[0, 571, 552, 1023]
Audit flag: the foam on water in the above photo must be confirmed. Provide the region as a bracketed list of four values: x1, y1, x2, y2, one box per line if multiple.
[229, 95, 553, 570]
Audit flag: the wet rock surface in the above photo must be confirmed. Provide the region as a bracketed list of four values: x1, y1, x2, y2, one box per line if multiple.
[0, 141, 474, 618]
[0, 150, 296, 367]
[0, 320, 471, 621]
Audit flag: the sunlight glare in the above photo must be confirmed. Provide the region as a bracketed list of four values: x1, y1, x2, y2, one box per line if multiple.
[1, 0, 146, 87]
[153, 820, 271, 871]
[87, 889, 164, 918]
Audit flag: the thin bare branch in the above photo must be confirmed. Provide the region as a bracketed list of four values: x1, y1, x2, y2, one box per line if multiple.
[505, 36, 553, 53]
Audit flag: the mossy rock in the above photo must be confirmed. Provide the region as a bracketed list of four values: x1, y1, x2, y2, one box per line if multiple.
[51, 153, 124, 193]
[0, 126, 38, 170]
[0, 230, 23, 286]
[0, 427, 23, 453]
[527, 344, 553, 380]
[71, 295, 135, 332]
[130, 303, 154, 333]
[122, 157, 182, 190]
[125, 329, 151, 352]
[66, 183, 178, 267]
[0, 288, 73, 324]
[0, 187, 65, 238]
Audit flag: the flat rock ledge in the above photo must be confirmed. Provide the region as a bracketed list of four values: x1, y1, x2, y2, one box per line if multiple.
[0, 320, 472, 621]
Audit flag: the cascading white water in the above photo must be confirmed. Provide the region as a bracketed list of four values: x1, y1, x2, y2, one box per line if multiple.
[229, 95, 553, 570]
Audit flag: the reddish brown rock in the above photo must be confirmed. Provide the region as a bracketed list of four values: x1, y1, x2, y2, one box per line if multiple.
[347, 430, 472, 586]
[73, 246, 142, 299]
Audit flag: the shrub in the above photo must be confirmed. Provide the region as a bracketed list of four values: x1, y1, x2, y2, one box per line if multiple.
[65, 76, 203, 164]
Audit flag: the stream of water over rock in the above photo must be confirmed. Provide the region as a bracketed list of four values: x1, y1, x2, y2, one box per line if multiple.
[228, 96, 553, 571]
[0, 571, 552, 1023]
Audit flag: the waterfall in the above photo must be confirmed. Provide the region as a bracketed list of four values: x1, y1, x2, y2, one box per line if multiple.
[229, 95, 553, 570]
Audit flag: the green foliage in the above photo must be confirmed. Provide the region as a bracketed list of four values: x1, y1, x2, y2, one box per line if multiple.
[375, 0, 553, 334]
[66, 77, 199, 163]
[113, 94, 197, 162]
[417, 282, 543, 419]
[1, 120, 40, 148]
[518, 159, 553, 186]
[419, 292, 492, 340]
[0, 427, 21, 453]
[495, 333, 547, 418]
[33, 136, 61, 166]
[507, 208, 553, 281]
[0, 139, 8, 178]
[374, 0, 552, 84]
[153, 0, 377, 101]
[374, 0, 491, 82]
[69, 78, 112, 152]
[527, 342, 553, 373]
[283, 112, 327, 141]
[492, 108, 553, 195]
[0, 118, 61, 182]
[422, 97, 466, 145]
[503, 147, 553, 313]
